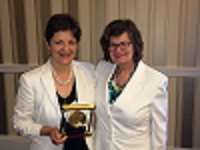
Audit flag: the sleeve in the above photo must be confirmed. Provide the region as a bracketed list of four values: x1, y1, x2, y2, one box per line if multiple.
[12, 74, 42, 137]
[151, 76, 168, 150]
[95, 60, 104, 78]
[94, 60, 109, 79]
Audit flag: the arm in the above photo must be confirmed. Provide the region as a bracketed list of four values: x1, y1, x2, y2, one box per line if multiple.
[13, 74, 42, 136]
[151, 76, 168, 150]
[41, 126, 67, 144]
[12, 74, 67, 144]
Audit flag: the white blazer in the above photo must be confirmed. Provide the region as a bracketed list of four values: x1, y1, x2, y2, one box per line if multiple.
[13, 60, 95, 150]
[95, 60, 168, 150]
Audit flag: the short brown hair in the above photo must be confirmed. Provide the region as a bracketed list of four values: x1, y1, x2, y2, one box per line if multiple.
[45, 13, 82, 44]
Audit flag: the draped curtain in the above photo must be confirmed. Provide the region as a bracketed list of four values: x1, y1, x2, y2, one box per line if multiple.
[0, 0, 200, 148]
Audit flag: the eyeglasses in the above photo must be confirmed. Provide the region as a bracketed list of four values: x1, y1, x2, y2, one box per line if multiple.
[109, 41, 132, 51]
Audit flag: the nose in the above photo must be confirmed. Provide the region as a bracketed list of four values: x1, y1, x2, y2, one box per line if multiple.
[62, 42, 69, 50]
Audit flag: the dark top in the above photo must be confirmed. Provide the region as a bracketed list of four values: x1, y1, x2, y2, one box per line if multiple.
[57, 82, 89, 150]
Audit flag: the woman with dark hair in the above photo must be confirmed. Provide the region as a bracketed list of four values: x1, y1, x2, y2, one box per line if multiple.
[95, 19, 168, 150]
[13, 13, 94, 150]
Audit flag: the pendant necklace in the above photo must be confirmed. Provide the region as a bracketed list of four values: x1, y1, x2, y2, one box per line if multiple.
[52, 65, 73, 86]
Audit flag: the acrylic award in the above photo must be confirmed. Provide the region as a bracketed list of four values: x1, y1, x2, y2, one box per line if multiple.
[60, 104, 95, 138]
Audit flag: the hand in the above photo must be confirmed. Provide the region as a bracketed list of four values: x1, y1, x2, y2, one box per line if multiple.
[50, 128, 68, 145]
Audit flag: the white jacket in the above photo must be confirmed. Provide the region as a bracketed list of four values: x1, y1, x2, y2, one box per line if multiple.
[13, 60, 95, 150]
[95, 60, 168, 150]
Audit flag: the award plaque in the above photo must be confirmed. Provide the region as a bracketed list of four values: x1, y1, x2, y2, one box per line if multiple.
[60, 104, 95, 138]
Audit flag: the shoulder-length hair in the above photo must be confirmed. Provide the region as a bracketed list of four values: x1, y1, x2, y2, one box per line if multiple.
[100, 19, 144, 64]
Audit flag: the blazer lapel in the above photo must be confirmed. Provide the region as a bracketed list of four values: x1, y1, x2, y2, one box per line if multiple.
[116, 61, 145, 105]
[103, 63, 117, 114]
[40, 60, 59, 111]
[72, 61, 81, 103]
[72, 60, 92, 104]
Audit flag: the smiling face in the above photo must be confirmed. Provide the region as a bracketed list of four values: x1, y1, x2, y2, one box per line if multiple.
[109, 32, 134, 66]
[46, 30, 77, 67]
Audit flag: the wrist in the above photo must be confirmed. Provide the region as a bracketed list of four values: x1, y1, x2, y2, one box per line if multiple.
[40, 126, 56, 136]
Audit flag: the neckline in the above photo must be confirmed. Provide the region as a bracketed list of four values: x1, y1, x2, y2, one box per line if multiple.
[51, 64, 73, 86]
[114, 64, 137, 89]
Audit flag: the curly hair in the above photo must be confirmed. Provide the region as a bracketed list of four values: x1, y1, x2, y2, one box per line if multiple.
[100, 19, 144, 64]
[45, 13, 82, 44]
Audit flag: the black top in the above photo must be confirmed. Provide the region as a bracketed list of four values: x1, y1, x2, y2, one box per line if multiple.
[57, 82, 89, 150]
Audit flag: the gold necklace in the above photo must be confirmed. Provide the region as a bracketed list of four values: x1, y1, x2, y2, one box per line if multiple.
[52, 65, 73, 86]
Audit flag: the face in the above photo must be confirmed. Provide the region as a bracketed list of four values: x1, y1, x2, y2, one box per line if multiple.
[46, 30, 77, 67]
[109, 32, 134, 66]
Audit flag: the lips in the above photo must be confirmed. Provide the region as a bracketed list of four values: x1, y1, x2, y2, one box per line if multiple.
[59, 52, 71, 57]
[114, 52, 126, 58]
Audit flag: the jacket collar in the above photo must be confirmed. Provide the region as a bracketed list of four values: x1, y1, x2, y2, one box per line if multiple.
[40, 59, 59, 112]
[39, 59, 87, 107]
[109, 60, 146, 105]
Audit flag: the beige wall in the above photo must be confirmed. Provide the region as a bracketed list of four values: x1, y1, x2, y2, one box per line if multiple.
[0, 0, 200, 149]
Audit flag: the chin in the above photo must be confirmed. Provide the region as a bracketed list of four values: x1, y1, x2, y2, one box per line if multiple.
[113, 59, 126, 64]
[59, 60, 72, 66]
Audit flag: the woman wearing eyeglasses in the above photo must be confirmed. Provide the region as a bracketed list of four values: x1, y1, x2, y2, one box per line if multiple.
[95, 19, 168, 150]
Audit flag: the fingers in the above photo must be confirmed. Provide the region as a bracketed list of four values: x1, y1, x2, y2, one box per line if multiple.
[50, 128, 68, 145]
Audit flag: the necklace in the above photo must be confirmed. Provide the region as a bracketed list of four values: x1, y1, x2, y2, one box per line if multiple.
[115, 65, 135, 89]
[52, 65, 73, 86]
